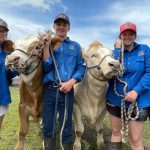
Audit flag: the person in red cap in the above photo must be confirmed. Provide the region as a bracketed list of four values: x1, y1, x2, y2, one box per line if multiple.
[106, 21, 150, 150]
[0, 18, 19, 139]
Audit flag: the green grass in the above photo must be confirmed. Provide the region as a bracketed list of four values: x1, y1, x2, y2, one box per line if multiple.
[0, 86, 150, 150]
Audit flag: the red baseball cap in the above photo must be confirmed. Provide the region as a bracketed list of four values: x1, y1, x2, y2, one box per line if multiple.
[120, 22, 136, 34]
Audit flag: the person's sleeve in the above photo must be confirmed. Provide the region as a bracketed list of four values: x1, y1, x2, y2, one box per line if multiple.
[72, 44, 86, 82]
[7, 69, 19, 85]
[133, 46, 150, 95]
[42, 56, 53, 73]
[113, 48, 121, 60]
[7, 69, 19, 79]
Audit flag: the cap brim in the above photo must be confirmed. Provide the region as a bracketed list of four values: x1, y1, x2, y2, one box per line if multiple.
[54, 18, 70, 25]
[120, 28, 136, 34]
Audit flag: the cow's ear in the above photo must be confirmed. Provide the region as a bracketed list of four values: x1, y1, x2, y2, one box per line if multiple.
[81, 48, 86, 58]
[51, 38, 62, 50]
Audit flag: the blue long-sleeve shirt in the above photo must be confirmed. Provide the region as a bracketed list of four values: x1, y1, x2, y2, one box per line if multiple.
[106, 43, 150, 108]
[43, 37, 85, 84]
[0, 46, 19, 105]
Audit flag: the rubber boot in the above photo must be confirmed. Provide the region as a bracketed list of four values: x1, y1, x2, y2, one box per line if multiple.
[62, 143, 73, 150]
[43, 137, 56, 150]
[108, 141, 122, 150]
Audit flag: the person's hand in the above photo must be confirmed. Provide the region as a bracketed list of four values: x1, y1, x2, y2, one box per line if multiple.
[114, 38, 122, 48]
[42, 34, 52, 60]
[42, 33, 52, 46]
[59, 78, 77, 93]
[124, 90, 138, 102]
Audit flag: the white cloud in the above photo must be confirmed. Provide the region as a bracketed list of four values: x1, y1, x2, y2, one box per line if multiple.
[0, 0, 149, 50]
[0, 0, 67, 11]
[0, 12, 52, 41]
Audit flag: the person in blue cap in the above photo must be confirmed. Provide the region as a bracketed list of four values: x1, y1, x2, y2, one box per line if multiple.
[42, 13, 85, 150]
[107, 22, 150, 150]
[0, 18, 19, 138]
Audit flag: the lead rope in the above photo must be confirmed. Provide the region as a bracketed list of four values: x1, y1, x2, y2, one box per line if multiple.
[49, 44, 67, 150]
[114, 41, 139, 142]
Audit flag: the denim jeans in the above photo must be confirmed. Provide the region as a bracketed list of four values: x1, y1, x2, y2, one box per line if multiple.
[42, 85, 74, 143]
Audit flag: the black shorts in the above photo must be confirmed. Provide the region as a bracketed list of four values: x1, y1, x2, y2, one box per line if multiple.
[106, 101, 150, 121]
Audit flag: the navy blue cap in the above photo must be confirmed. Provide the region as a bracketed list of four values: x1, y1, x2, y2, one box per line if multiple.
[54, 13, 70, 25]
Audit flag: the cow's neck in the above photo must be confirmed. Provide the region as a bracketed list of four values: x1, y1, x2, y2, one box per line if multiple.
[21, 63, 43, 89]
[82, 71, 107, 104]
[85, 71, 108, 93]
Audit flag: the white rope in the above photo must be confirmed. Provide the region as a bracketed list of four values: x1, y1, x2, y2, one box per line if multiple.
[114, 41, 139, 142]
[49, 43, 67, 150]
[60, 94, 68, 150]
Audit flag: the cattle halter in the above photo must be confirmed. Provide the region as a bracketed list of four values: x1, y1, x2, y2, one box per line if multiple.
[86, 54, 114, 81]
[11, 39, 46, 75]
[86, 54, 112, 70]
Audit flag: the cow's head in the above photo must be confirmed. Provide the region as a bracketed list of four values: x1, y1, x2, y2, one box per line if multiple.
[82, 41, 120, 80]
[5, 34, 62, 76]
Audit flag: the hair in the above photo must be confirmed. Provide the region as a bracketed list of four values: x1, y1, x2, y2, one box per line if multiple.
[3, 40, 14, 52]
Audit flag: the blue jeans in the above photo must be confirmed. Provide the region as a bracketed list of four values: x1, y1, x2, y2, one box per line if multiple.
[42, 85, 74, 143]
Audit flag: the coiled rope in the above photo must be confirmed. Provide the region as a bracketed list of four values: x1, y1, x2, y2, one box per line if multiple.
[114, 41, 139, 142]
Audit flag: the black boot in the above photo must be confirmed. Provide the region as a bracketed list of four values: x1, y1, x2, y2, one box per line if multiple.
[62, 143, 73, 150]
[108, 141, 122, 150]
[43, 137, 56, 150]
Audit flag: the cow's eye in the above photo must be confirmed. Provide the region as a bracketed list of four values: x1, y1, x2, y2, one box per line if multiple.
[35, 46, 40, 49]
[91, 54, 96, 58]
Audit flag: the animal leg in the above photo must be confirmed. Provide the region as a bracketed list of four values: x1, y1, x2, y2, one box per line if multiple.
[96, 109, 106, 150]
[15, 103, 29, 150]
[73, 103, 84, 150]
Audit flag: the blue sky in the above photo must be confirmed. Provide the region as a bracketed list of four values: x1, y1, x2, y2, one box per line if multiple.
[0, 0, 150, 49]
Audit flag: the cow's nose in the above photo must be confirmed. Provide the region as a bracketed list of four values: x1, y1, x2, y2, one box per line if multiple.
[8, 56, 20, 63]
[109, 62, 120, 69]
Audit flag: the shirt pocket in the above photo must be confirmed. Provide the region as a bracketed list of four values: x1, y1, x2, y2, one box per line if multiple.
[135, 56, 144, 72]
[64, 50, 77, 67]
[136, 56, 144, 62]
[64, 50, 77, 56]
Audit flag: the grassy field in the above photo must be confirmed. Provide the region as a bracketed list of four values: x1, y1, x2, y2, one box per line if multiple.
[0, 86, 150, 150]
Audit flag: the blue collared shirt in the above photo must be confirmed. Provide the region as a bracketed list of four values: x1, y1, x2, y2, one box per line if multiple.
[43, 37, 85, 84]
[0, 45, 19, 105]
[106, 43, 150, 108]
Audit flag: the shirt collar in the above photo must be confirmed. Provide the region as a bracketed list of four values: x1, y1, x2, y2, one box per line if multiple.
[64, 37, 70, 43]
[124, 42, 139, 52]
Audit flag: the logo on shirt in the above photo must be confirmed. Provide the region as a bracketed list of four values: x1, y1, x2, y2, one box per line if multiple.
[138, 51, 145, 56]
[69, 45, 74, 50]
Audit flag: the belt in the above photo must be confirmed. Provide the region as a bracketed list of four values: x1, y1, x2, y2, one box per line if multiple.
[46, 81, 60, 88]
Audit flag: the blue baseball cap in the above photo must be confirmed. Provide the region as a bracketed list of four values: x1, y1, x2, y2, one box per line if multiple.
[54, 13, 70, 25]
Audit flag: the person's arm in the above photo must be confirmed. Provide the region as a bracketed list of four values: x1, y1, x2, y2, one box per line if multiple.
[43, 34, 52, 60]
[42, 34, 53, 73]
[114, 38, 122, 49]
[71, 44, 86, 82]
[7, 69, 19, 85]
